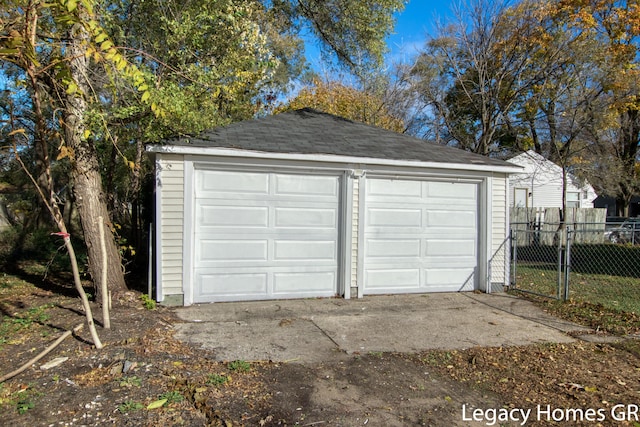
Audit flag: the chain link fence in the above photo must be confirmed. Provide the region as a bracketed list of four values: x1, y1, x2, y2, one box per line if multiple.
[511, 223, 640, 303]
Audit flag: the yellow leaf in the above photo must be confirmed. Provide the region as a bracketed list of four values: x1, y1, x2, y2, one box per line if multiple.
[80, 0, 94, 14]
[57, 146, 74, 161]
[94, 33, 107, 43]
[66, 82, 78, 95]
[7, 128, 26, 136]
[82, 129, 91, 140]
[141, 91, 151, 103]
[585, 386, 598, 393]
[146, 399, 167, 410]
[67, 0, 77, 12]
[100, 40, 113, 51]
[116, 57, 126, 71]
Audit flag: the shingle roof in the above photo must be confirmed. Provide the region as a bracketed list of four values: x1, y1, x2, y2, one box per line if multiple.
[166, 108, 512, 168]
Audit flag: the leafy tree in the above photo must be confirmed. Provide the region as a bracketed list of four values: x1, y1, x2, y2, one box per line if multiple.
[552, 0, 640, 216]
[411, 0, 540, 155]
[277, 79, 405, 132]
[286, 0, 404, 73]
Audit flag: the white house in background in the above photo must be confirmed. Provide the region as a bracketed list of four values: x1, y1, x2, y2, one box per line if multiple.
[508, 150, 598, 209]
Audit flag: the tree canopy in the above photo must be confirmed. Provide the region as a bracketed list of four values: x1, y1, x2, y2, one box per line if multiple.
[406, 0, 640, 214]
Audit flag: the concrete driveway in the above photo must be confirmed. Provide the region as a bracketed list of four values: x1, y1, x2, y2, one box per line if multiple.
[172, 292, 591, 363]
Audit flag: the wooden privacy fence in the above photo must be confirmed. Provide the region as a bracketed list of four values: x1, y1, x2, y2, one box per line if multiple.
[510, 207, 607, 245]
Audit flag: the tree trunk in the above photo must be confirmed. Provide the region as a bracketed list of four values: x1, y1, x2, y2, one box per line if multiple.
[129, 138, 146, 250]
[615, 108, 640, 218]
[64, 21, 128, 301]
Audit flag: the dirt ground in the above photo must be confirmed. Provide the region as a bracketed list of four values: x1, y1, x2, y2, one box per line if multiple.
[2, 269, 640, 426]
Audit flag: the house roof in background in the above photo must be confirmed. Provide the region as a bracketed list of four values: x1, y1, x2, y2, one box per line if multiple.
[149, 108, 519, 173]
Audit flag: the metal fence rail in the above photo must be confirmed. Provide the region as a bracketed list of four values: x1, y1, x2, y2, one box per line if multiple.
[511, 223, 640, 301]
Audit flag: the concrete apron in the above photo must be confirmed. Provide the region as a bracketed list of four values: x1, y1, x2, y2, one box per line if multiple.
[172, 292, 590, 364]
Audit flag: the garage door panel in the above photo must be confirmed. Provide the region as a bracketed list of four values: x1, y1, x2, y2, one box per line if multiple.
[199, 205, 269, 227]
[366, 208, 422, 227]
[196, 273, 268, 300]
[426, 210, 476, 228]
[273, 271, 336, 294]
[274, 174, 338, 197]
[274, 207, 337, 228]
[427, 181, 476, 199]
[424, 268, 476, 291]
[198, 170, 269, 194]
[274, 240, 336, 260]
[365, 268, 421, 290]
[425, 240, 476, 257]
[199, 239, 268, 262]
[367, 179, 422, 199]
[366, 239, 421, 258]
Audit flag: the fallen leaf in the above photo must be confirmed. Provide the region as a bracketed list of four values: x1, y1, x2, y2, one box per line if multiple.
[147, 398, 167, 410]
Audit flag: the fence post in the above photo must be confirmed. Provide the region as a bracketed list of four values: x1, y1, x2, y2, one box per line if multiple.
[564, 227, 572, 301]
[557, 229, 563, 300]
[511, 229, 517, 288]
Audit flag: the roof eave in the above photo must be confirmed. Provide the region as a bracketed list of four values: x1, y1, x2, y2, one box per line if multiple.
[146, 145, 523, 174]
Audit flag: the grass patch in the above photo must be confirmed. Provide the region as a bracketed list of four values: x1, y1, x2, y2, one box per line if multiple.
[118, 376, 142, 388]
[0, 303, 55, 348]
[117, 400, 143, 413]
[228, 360, 250, 372]
[513, 242, 640, 334]
[513, 263, 640, 335]
[159, 390, 184, 404]
[206, 373, 230, 386]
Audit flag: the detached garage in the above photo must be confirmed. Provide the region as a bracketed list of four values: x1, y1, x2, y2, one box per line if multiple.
[147, 108, 520, 306]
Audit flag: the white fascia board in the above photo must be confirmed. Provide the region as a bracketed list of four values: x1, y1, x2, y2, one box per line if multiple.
[147, 145, 523, 175]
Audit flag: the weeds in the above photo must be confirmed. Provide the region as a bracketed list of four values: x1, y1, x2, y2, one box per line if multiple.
[206, 373, 231, 386]
[159, 390, 184, 404]
[16, 398, 34, 414]
[140, 294, 156, 310]
[117, 400, 143, 413]
[228, 360, 250, 372]
[118, 376, 142, 388]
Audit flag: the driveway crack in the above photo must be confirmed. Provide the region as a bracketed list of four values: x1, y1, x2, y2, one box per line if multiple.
[309, 319, 342, 351]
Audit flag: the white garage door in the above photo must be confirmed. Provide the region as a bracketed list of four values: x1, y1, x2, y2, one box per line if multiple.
[363, 178, 478, 294]
[192, 169, 340, 302]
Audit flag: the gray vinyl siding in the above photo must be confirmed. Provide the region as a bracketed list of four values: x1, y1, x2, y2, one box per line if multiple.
[491, 174, 508, 289]
[158, 153, 185, 299]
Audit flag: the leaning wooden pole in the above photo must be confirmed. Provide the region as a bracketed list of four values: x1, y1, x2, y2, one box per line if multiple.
[0, 324, 83, 383]
[98, 217, 110, 329]
[60, 234, 104, 349]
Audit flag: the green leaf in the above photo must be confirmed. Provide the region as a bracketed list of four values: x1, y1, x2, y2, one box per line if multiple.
[141, 91, 151, 103]
[0, 48, 19, 56]
[80, 0, 94, 14]
[94, 33, 108, 43]
[146, 399, 167, 410]
[66, 0, 77, 12]
[66, 82, 78, 95]
[100, 40, 113, 51]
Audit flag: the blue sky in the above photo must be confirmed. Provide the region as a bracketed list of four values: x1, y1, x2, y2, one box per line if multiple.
[386, 0, 454, 62]
[304, 1, 455, 71]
